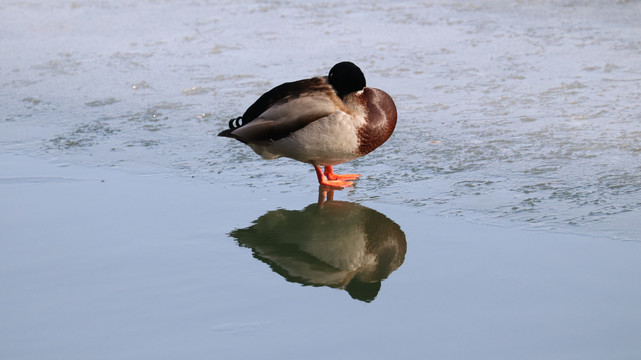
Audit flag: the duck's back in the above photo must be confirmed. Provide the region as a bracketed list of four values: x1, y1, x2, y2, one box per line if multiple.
[241, 77, 332, 126]
[218, 77, 340, 143]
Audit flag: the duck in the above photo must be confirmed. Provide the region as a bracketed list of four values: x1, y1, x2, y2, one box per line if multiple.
[218, 61, 397, 188]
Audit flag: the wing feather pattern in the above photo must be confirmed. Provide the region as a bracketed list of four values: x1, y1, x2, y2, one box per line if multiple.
[220, 76, 341, 142]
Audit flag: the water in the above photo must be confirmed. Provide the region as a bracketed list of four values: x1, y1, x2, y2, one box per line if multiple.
[2, 0, 639, 240]
[2, 0, 640, 239]
[2, 155, 640, 360]
[2, 1, 641, 358]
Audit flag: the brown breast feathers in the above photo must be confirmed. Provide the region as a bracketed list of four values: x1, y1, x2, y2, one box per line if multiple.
[357, 88, 397, 156]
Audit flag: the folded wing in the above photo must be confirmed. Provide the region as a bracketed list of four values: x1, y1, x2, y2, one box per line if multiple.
[220, 77, 341, 143]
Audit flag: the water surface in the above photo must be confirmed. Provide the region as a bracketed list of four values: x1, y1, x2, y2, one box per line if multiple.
[2, 1, 641, 359]
[2, 0, 640, 239]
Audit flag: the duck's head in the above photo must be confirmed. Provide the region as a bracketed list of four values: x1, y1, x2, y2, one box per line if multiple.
[328, 61, 366, 99]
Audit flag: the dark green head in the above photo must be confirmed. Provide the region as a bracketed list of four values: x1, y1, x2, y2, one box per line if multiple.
[328, 61, 366, 99]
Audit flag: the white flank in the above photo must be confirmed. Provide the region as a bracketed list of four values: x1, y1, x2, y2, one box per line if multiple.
[250, 111, 365, 165]
[235, 92, 367, 166]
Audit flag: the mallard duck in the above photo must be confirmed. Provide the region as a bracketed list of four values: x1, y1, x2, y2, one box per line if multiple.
[218, 61, 397, 188]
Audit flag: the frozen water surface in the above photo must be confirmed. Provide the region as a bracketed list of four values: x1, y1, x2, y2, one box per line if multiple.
[2, 0, 640, 239]
[1, 1, 641, 359]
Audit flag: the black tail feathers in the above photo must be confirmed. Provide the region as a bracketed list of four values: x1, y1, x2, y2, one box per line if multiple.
[228, 116, 243, 130]
[218, 116, 243, 138]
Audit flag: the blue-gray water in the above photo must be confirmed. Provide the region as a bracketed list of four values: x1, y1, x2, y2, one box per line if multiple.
[2, 0, 640, 240]
[2, 1, 641, 359]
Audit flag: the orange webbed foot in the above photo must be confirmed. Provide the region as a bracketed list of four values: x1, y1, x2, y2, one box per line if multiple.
[320, 179, 354, 188]
[314, 165, 355, 189]
[323, 166, 361, 181]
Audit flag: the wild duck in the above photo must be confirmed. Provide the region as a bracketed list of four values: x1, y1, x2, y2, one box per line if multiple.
[218, 61, 397, 188]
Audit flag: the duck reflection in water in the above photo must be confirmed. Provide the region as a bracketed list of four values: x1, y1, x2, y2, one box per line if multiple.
[230, 188, 406, 302]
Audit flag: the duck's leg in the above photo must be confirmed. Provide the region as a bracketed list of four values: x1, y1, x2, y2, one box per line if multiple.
[314, 165, 353, 188]
[323, 166, 360, 181]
